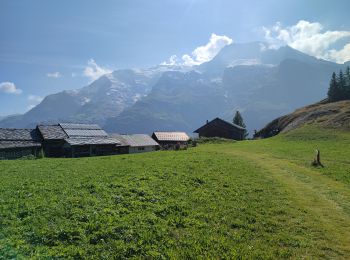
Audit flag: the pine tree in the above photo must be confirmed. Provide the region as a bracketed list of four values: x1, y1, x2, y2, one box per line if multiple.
[345, 66, 350, 99]
[233, 111, 243, 126]
[233, 110, 248, 139]
[345, 66, 350, 84]
[327, 72, 339, 102]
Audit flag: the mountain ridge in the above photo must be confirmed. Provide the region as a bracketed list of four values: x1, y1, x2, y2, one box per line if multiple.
[0, 42, 347, 134]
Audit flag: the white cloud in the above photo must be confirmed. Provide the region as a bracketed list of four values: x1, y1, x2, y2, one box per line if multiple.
[0, 82, 22, 95]
[160, 55, 178, 66]
[28, 95, 43, 103]
[83, 59, 112, 81]
[47, 72, 62, 78]
[263, 20, 350, 63]
[327, 43, 350, 64]
[161, 33, 233, 66]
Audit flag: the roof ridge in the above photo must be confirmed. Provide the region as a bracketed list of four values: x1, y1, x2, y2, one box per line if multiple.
[0, 128, 35, 130]
[193, 117, 245, 133]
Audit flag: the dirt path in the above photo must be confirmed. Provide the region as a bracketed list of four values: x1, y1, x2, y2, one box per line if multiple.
[225, 148, 350, 258]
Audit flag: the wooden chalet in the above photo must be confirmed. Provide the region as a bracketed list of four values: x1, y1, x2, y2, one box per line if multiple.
[194, 118, 245, 140]
[112, 134, 160, 154]
[151, 131, 190, 149]
[0, 128, 42, 159]
[37, 123, 121, 158]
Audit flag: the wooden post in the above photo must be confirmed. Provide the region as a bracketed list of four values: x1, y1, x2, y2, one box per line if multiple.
[312, 149, 324, 167]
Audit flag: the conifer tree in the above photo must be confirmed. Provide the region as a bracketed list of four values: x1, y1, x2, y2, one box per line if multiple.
[345, 66, 350, 99]
[233, 111, 243, 126]
[233, 110, 248, 139]
[327, 72, 339, 102]
[338, 70, 348, 100]
[338, 69, 345, 87]
[327, 68, 350, 102]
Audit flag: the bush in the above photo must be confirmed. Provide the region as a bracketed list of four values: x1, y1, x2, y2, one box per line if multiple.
[18, 154, 36, 160]
[195, 137, 237, 144]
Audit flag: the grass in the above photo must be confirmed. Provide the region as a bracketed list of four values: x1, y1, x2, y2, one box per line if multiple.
[0, 126, 350, 258]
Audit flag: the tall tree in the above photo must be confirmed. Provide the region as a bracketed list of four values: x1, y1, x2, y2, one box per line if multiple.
[233, 110, 244, 126]
[233, 110, 248, 139]
[338, 70, 347, 101]
[327, 72, 339, 102]
[345, 66, 350, 99]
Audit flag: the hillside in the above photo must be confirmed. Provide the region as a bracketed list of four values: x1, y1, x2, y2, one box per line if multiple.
[1, 126, 350, 258]
[255, 100, 350, 138]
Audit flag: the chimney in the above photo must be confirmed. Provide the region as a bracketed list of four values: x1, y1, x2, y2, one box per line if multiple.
[206, 120, 209, 124]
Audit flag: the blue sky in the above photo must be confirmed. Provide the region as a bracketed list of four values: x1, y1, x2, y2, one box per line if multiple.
[1, 0, 350, 116]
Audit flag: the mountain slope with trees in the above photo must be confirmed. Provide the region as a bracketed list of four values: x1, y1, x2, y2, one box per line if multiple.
[254, 99, 350, 138]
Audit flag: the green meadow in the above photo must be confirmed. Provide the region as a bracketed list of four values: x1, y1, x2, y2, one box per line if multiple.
[1, 126, 350, 259]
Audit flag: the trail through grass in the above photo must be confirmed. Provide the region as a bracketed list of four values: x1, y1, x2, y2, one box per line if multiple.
[226, 149, 350, 256]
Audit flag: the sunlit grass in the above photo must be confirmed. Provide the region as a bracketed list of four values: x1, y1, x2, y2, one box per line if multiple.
[0, 126, 349, 258]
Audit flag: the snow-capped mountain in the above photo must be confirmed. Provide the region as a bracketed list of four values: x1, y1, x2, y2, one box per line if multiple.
[0, 67, 182, 128]
[104, 43, 346, 134]
[0, 42, 347, 134]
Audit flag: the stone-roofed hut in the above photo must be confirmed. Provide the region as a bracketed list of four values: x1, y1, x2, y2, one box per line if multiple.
[112, 134, 159, 154]
[151, 131, 190, 149]
[194, 117, 245, 140]
[0, 128, 42, 159]
[37, 124, 68, 157]
[37, 123, 121, 158]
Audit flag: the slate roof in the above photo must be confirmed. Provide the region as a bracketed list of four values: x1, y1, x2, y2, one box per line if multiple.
[109, 134, 129, 146]
[0, 128, 41, 141]
[117, 134, 159, 147]
[0, 128, 42, 149]
[194, 117, 246, 133]
[59, 123, 108, 138]
[37, 125, 68, 140]
[59, 123, 101, 130]
[152, 132, 190, 142]
[0, 141, 41, 149]
[65, 137, 120, 146]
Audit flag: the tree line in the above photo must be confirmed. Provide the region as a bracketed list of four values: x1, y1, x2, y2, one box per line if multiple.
[327, 66, 350, 102]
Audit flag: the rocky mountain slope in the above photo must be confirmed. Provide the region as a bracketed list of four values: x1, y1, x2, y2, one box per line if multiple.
[0, 66, 183, 128]
[105, 44, 345, 134]
[0, 42, 348, 134]
[255, 100, 350, 138]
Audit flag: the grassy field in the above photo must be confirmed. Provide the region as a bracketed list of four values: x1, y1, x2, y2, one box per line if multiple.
[0, 126, 350, 259]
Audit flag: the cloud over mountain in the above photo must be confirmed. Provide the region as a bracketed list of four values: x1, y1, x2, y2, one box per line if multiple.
[162, 33, 233, 66]
[0, 82, 22, 95]
[263, 20, 350, 63]
[83, 59, 112, 81]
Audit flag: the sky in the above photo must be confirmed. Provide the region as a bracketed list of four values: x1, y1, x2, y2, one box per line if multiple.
[1, 0, 350, 116]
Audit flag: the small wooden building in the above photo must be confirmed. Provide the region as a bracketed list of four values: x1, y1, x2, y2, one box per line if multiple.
[112, 134, 160, 154]
[194, 118, 245, 140]
[0, 128, 42, 159]
[151, 131, 190, 149]
[37, 123, 121, 158]
[37, 124, 69, 157]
